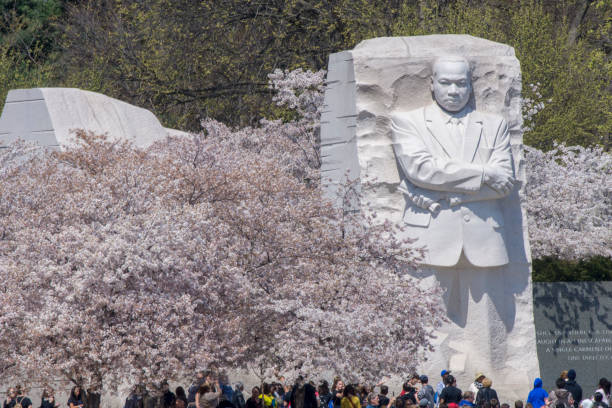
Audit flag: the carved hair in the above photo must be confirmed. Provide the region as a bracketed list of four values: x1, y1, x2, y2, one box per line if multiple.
[432, 55, 472, 78]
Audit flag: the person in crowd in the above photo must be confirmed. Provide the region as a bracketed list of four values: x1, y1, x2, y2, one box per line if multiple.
[410, 376, 422, 394]
[196, 380, 221, 408]
[144, 388, 160, 408]
[378, 384, 391, 408]
[439, 376, 461, 406]
[489, 400, 500, 408]
[418, 377, 435, 408]
[289, 376, 317, 408]
[319, 381, 333, 408]
[526, 403, 533, 408]
[366, 394, 380, 408]
[40, 387, 59, 408]
[359, 386, 370, 408]
[475, 379, 497, 408]
[219, 374, 235, 403]
[259, 384, 276, 408]
[4, 388, 17, 408]
[218, 394, 236, 408]
[565, 370, 583, 408]
[561, 373, 569, 382]
[593, 379, 610, 406]
[501, 403, 510, 408]
[459, 392, 475, 408]
[516, 401, 524, 408]
[188, 372, 207, 408]
[527, 378, 549, 408]
[592, 394, 608, 408]
[332, 379, 345, 408]
[176, 388, 188, 406]
[341, 385, 361, 408]
[232, 383, 247, 408]
[437, 371, 451, 407]
[400, 382, 418, 406]
[175, 400, 187, 408]
[548, 378, 574, 408]
[271, 384, 283, 407]
[469, 375, 486, 396]
[161, 381, 176, 408]
[14, 386, 32, 408]
[124, 385, 144, 408]
[379, 386, 390, 408]
[247, 388, 262, 408]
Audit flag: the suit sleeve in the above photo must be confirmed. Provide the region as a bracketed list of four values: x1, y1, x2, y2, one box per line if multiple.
[391, 113, 485, 193]
[452, 118, 515, 205]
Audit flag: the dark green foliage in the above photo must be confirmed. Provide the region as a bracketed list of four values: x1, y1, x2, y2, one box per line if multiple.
[532, 256, 612, 282]
[0, 0, 610, 145]
[0, 0, 63, 56]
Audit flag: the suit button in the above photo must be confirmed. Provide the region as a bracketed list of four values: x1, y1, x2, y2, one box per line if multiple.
[464, 215, 470, 222]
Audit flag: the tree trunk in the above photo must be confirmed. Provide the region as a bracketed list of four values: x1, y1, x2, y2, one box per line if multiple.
[567, 0, 593, 45]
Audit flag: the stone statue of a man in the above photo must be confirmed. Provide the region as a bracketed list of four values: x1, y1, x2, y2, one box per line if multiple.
[391, 56, 517, 267]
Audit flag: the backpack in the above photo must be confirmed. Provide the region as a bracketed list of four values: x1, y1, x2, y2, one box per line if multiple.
[319, 395, 331, 408]
[549, 391, 572, 408]
[15, 397, 24, 408]
[476, 389, 495, 408]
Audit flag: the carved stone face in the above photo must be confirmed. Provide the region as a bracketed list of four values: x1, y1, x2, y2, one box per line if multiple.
[431, 59, 472, 112]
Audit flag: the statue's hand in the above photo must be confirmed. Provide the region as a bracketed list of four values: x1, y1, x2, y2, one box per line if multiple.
[483, 166, 516, 195]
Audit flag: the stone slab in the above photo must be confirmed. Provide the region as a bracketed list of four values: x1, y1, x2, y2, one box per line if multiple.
[0, 88, 188, 150]
[320, 34, 539, 400]
[533, 281, 612, 391]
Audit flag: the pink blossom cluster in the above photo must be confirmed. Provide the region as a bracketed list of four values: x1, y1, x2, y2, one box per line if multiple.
[522, 144, 612, 260]
[0, 82, 442, 392]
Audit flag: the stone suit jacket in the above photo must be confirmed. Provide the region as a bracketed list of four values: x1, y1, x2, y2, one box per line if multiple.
[390, 103, 514, 267]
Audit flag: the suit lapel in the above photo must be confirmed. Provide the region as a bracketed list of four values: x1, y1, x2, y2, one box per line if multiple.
[463, 111, 483, 163]
[424, 104, 455, 158]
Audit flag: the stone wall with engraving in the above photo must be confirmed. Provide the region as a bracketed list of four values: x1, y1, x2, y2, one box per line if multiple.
[533, 281, 612, 390]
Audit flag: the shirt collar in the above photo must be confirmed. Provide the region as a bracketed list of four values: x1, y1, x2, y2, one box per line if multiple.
[435, 103, 472, 124]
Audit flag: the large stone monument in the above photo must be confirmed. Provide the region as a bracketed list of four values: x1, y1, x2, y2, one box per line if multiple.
[321, 35, 539, 398]
[0, 88, 187, 150]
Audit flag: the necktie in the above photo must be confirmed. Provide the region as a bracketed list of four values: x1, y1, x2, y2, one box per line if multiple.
[449, 117, 462, 154]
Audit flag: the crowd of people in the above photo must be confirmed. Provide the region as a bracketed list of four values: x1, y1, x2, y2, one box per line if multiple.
[121, 368, 610, 408]
[3, 385, 86, 408]
[3, 368, 610, 408]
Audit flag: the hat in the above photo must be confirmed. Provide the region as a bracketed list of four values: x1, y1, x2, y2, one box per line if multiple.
[419, 399, 429, 408]
[420, 375, 428, 383]
[475, 372, 485, 381]
[567, 369, 576, 380]
[441, 370, 451, 376]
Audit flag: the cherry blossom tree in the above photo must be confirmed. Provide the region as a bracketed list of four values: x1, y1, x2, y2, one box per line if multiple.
[0, 69, 443, 396]
[522, 144, 612, 260]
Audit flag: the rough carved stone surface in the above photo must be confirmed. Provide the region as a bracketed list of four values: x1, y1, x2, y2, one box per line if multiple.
[321, 35, 539, 399]
[0, 88, 187, 149]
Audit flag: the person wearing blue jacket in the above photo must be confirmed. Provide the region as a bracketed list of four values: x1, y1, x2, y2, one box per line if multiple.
[527, 378, 549, 408]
